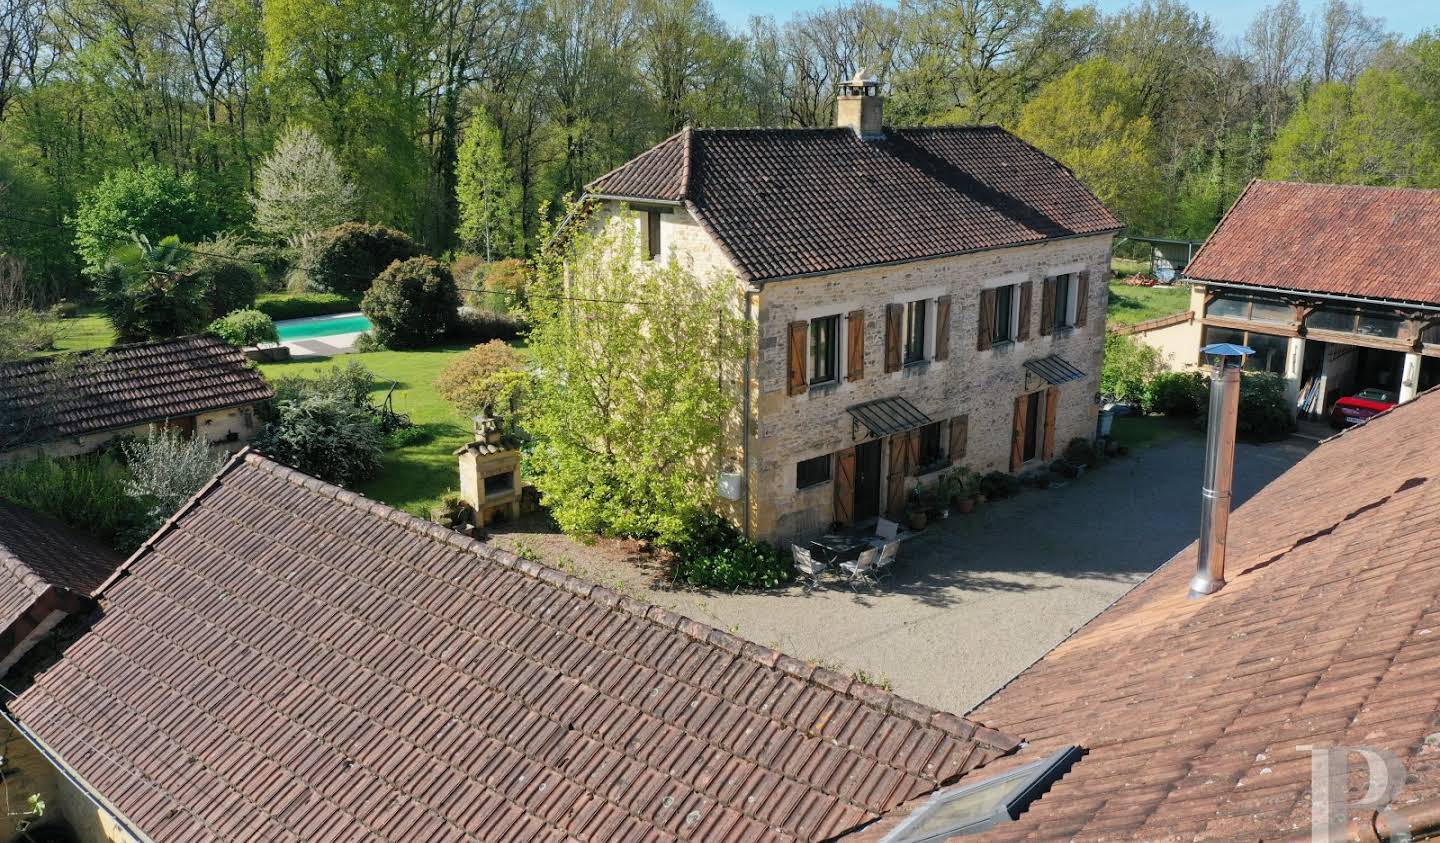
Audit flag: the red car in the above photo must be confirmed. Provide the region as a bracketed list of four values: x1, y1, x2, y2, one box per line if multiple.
[1329, 387, 1398, 428]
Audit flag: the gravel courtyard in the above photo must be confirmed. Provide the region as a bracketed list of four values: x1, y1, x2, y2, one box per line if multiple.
[704, 430, 1312, 713]
[492, 424, 1314, 715]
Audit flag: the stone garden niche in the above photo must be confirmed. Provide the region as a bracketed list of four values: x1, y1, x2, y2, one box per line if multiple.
[455, 409, 521, 527]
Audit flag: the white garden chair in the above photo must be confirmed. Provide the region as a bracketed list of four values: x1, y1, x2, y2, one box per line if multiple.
[873, 540, 899, 581]
[792, 545, 829, 592]
[841, 547, 880, 591]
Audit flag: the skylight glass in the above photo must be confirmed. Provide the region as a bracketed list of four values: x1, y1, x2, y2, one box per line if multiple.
[880, 745, 1082, 842]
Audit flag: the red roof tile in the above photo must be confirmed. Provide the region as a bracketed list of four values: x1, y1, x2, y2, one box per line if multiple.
[966, 389, 1440, 840]
[0, 501, 120, 665]
[0, 334, 273, 451]
[588, 126, 1120, 282]
[1185, 180, 1440, 305]
[7, 452, 1017, 841]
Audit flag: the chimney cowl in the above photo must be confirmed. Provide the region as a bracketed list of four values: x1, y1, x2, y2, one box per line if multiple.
[1189, 343, 1254, 599]
[836, 71, 884, 140]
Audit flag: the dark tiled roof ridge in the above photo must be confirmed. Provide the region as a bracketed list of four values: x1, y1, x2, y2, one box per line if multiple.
[969, 382, 1440, 724]
[221, 450, 1016, 754]
[584, 129, 688, 196]
[0, 332, 208, 371]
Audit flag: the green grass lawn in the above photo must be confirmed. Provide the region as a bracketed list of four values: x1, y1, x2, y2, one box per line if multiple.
[50, 307, 116, 354]
[1107, 281, 1191, 326]
[260, 345, 472, 516]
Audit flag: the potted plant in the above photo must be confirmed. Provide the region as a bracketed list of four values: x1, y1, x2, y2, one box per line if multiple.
[905, 489, 930, 530]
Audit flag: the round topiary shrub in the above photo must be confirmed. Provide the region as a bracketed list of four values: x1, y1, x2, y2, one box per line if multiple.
[361, 257, 460, 349]
[192, 257, 261, 319]
[208, 308, 278, 348]
[300, 222, 421, 297]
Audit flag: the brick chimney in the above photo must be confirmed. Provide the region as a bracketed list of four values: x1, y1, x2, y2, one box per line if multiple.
[836, 72, 883, 140]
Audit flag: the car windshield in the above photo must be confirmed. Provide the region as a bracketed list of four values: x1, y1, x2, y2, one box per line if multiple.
[1356, 388, 1396, 402]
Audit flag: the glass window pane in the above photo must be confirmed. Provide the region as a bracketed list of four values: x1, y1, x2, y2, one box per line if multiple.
[1206, 294, 1250, 319]
[810, 316, 837, 383]
[1249, 298, 1292, 323]
[796, 455, 830, 489]
[1053, 275, 1070, 329]
[1307, 307, 1357, 333]
[993, 286, 1013, 342]
[1244, 331, 1289, 374]
[1356, 310, 1402, 338]
[905, 300, 927, 362]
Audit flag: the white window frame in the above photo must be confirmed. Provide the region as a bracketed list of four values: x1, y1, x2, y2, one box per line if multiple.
[890, 286, 946, 366]
[1046, 262, 1086, 332]
[808, 314, 840, 386]
[983, 273, 1027, 347]
[791, 301, 861, 386]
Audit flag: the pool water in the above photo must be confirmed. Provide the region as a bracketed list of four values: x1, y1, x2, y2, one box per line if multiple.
[276, 312, 373, 341]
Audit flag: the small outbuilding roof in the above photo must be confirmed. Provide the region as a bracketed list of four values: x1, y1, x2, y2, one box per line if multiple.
[588, 126, 1121, 283]
[1185, 180, 1440, 306]
[964, 388, 1440, 840]
[7, 451, 1019, 842]
[0, 501, 121, 669]
[0, 334, 273, 451]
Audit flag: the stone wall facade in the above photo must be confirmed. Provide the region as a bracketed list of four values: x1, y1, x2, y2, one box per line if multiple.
[593, 200, 1115, 544]
[0, 720, 138, 843]
[0, 403, 264, 464]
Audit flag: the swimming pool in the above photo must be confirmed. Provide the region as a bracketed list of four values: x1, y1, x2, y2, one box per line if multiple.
[275, 312, 373, 342]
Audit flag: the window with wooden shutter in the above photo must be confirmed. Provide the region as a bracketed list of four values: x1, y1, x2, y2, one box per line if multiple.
[1010, 394, 1029, 472]
[1040, 279, 1056, 337]
[1042, 386, 1060, 461]
[977, 289, 996, 351]
[884, 303, 903, 372]
[1017, 281, 1033, 340]
[847, 310, 865, 381]
[834, 447, 856, 525]
[948, 414, 968, 463]
[787, 320, 808, 396]
[1075, 270, 1090, 327]
[934, 296, 952, 360]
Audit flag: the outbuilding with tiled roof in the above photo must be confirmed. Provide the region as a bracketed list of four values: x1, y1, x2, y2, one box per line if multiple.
[1, 451, 1021, 842]
[0, 334, 273, 460]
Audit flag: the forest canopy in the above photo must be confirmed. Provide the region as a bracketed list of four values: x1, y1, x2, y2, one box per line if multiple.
[0, 0, 1425, 300]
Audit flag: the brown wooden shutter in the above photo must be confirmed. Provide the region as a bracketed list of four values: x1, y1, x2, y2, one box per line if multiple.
[948, 414, 968, 464]
[933, 296, 952, 361]
[884, 303, 903, 372]
[846, 309, 865, 381]
[1042, 386, 1060, 461]
[1075, 270, 1090, 327]
[977, 289, 996, 351]
[787, 320, 808, 396]
[1040, 278, 1056, 337]
[1017, 281, 1033, 341]
[1010, 394, 1029, 473]
[834, 447, 856, 525]
[886, 434, 909, 517]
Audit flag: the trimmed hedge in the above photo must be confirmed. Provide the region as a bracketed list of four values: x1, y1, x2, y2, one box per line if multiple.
[361, 257, 460, 349]
[193, 257, 261, 319]
[255, 292, 358, 321]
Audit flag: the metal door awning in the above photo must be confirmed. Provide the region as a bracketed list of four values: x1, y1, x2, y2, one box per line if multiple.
[846, 396, 932, 439]
[1024, 355, 1086, 385]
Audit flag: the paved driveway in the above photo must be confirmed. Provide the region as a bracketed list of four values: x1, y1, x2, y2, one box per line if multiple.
[644, 430, 1313, 714]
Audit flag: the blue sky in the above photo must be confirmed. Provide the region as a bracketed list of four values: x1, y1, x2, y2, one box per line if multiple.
[710, 0, 1434, 41]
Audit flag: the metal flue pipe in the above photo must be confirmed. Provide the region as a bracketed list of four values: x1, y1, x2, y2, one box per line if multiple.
[1189, 343, 1253, 598]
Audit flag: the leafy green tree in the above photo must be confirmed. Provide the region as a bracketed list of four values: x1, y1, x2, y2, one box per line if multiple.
[94, 235, 210, 342]
[524, 205, 748, 545]
[300, 222, 421, 297]
[71, 166, 218, 273]
[254, 393, 384, 486]
[1101, 333, 1164, 404]
[252, 126, 360, 245]
[1015, 58, 1161, 225]
[123, 426, 230, 538]
[455, 115, 522, 261]
[434, 340, 529, 418]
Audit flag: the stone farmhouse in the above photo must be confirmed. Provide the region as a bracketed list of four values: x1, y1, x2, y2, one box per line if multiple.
[584, 78, 1121, 543]
[0, 334, 273, 461]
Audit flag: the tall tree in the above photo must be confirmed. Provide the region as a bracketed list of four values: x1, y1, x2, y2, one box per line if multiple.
[455, 112, 522, 260]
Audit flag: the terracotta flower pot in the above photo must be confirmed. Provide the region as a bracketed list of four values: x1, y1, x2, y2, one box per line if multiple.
[907, 511, 928, 531]
[957, 498, 975, 514]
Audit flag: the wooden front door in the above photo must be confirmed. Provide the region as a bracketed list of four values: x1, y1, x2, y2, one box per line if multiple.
[886, 432, 918, 518]
[853, 439, 882, 523]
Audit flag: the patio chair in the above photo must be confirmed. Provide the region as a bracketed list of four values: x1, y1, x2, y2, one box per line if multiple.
[875, 518, 899, 541]
[841, 547, 880, 591]
[792, 545, 829, 592]
[873, 540, 899, 581]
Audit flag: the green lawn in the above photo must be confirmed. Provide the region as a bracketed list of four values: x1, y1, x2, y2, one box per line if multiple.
[259, 345, 472, 516]
[50, 307, 116, 354]
[1107, 281, 1191, 326]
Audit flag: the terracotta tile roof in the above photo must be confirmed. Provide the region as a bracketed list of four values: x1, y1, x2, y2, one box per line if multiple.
[0, 334, 273, 451]
[7, 452, 1018, 842]
[967, 389, 1440, 840]
[1185, 180, 1440, 305]
[587, 127, 1120, 282]
[0, 502, 121, 662]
